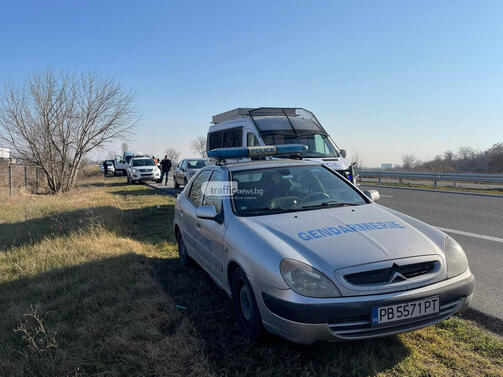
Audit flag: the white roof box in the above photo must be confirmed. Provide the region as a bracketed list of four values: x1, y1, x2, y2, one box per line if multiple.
[212, 108, 253, 124]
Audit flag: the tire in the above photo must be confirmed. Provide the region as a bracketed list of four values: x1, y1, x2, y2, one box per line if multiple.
[231, 267, 266, 341]
[174, 177, 180, 189]
[127, 174, 131, 184]
[177, 231, 193, 266]
[183, 178, 188, 187]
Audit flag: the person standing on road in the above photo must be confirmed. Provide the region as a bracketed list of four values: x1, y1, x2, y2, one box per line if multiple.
[103, 160, 108, 177]
[159, 155, 172, 185]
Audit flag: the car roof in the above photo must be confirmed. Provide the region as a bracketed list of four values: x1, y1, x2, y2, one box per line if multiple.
[224, 159, 319, 172]
[131, 156, 151, 160]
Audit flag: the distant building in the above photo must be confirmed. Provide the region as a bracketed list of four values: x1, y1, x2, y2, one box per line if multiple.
[381, 163, 393, 169]
[0, 148, 10, 159]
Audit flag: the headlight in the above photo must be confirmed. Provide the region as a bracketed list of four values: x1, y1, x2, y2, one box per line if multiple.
[131, 169, 137, 173]
[444, 237, 468, 278]
[280, 259, 341, 298]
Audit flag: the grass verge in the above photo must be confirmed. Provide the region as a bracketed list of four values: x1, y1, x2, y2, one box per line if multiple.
[0, 170, 502, 377]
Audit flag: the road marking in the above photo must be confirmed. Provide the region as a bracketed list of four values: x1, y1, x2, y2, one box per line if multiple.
[380, 194, 393, 198]
[437, 227, 503, 244]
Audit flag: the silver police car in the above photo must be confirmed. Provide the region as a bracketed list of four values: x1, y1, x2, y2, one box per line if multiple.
[173, 145, 474, 344]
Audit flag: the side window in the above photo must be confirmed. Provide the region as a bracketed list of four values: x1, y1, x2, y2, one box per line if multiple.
[203, 170, 226, 214]
[208, 131, 223, 150]
[189, 170, 212, 207]
[223, 127, 243, 147]
[247, 132, 260, 147]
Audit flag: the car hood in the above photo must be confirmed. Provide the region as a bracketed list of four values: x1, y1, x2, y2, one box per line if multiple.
[238, 203, 443, 272]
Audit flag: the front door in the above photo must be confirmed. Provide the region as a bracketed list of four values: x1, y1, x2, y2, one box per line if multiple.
[198, 169, 227, 280]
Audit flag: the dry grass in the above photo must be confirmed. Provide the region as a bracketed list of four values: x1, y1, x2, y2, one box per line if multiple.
[0, 168, 502, 377]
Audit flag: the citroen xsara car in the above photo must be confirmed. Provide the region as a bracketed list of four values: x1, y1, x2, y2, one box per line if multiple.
[173, 145, 474, 344]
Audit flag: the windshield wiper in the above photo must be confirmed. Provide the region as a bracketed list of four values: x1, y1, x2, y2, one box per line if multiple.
[301, 201, 361, 209]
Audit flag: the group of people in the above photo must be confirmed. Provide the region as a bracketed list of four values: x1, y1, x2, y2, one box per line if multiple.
[145, 155, 173, 185]
[102, 155, 172, 185]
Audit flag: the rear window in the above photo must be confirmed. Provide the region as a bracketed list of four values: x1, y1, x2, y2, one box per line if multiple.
[187, 160, 206, 169]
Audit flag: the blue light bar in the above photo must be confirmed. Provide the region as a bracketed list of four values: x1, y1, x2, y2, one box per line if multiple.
[207, 144, 308, 159]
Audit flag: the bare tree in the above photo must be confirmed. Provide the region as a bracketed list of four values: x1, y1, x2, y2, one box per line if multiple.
[0, 69, 136, 192]
[121, 142, 129, 154]
[107, 151, 117, 159]
[191, 136, 207, 157]
[165, 147, 180, 162]
[401, 154, 416, 170]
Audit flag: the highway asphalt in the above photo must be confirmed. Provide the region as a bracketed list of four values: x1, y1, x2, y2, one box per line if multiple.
[362, 185, 503, 321]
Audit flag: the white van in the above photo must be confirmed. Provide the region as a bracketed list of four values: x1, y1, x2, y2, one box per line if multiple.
[206, 107, 357, 183]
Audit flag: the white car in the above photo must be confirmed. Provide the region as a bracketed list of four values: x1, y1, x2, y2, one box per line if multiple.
[126, 156, 160, 184]
[173, 158, 207, 188]
[100, 160, 115, 175]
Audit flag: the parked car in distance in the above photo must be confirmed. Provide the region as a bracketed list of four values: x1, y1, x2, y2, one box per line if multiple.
[126, 156, 160, 184]
[173, 158, 207, 188]
[173, 145, 474, 344]
[100, 160, 115, 175]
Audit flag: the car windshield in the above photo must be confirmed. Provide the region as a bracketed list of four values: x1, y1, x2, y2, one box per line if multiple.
[262, 133, 339, 158]
[249, 108, 340, 158]
[187, 160, 206, 169]
[231, 165, 366, 216]
[132, 159, 155, 167]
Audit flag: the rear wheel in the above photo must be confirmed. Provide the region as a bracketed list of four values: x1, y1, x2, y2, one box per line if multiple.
[231, 267, 266, 341]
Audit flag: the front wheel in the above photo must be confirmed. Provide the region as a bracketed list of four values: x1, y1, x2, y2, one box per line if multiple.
[174, 177, 180, 189]
[177, 231, 193, 266]
[231, 268, 266, 341]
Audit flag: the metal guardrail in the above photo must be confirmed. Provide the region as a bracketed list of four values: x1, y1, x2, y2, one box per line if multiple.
[358, 170, 503, 188]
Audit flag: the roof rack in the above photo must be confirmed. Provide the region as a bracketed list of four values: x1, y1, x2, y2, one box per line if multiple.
[211, 107, 299, 124]
[212, 108, 253, 124]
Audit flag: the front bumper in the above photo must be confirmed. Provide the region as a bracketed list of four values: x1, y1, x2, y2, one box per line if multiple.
[255, 269, 474, 344]
[131, 173, 160, 181]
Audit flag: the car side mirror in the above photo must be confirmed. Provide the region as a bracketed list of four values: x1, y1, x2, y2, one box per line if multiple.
[340, 149, 347, 158]
[364, 190, 380, 201]
[196, 205, 218, 220]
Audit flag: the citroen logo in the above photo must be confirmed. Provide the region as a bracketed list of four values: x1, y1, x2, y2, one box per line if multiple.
[388, 263, 407, 283]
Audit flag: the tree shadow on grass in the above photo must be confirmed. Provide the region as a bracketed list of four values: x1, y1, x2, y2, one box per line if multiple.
[0, 253, 411, 377]
[0, 204, 175, 249]
[79, 181, 128, 188]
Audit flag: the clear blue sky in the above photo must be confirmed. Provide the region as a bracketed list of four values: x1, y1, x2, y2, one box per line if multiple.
[1, 0, 502, 166]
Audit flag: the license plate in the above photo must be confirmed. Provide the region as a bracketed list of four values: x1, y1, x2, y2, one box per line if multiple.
[371, 296, 439, 325]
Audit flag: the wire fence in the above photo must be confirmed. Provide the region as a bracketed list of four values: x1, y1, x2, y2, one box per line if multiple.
[0, 158, 44, 197]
